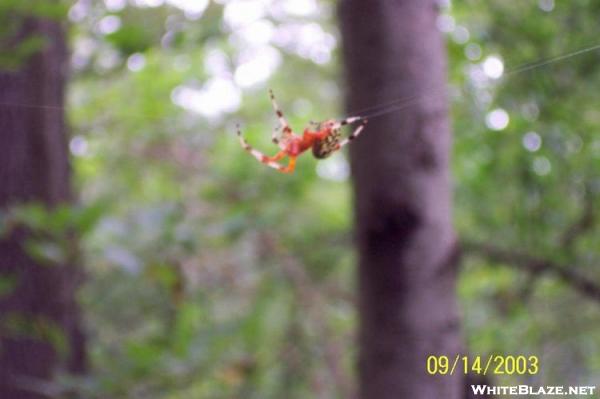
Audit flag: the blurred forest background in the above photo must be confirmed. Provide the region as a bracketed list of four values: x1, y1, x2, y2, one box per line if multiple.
[1, 0, 600, 398]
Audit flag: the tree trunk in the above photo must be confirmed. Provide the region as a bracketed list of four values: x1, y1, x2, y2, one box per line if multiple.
[0, 16, 86, 399]
[340, 1, 462, 398]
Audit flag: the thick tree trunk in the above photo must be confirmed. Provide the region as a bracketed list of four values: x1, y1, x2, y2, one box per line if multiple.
[340, 1, 462, 398]
[0, 17, 86, 399]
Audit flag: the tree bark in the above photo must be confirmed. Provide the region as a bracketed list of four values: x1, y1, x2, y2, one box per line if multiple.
[0, 16, 86, 399]
[340, 1, 462, 398]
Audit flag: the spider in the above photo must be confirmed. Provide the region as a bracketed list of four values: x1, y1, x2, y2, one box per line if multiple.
[236, 90, 368, 173]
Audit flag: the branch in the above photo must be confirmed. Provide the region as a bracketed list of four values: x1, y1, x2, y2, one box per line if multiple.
[462, 241, 600, 303]
[561, 184, 595, 249]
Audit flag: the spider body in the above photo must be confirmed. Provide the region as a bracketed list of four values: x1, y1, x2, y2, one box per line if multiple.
[311, 122, 342, 159]
[237, 90, 368, 173]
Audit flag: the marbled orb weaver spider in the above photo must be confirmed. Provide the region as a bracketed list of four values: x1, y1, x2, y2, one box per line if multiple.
[236, 90, 368, 173]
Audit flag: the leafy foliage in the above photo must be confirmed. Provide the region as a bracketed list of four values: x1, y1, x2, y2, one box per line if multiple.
[3, 0, 600, 396]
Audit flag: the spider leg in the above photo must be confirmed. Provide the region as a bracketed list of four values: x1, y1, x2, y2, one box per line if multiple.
[279, 156, 297, 174]
[334, 119, 369, 150]
[237, 125, 289, 171]
[271, 125, 292, 151]
[271, 125, 284, 145]
[334, 116, 363, 129]
[269, 89, 293, 136]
